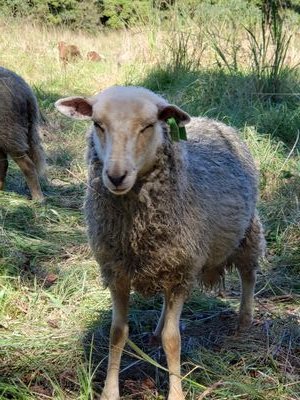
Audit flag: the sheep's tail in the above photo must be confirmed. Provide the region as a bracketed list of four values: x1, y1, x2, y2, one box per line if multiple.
[27, 97, 47, 176]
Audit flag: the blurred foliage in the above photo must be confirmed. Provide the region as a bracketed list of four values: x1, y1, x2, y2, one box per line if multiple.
[1, 0, 300, 31]
[0, 0, 151, 31]
[0, 0, 100, 31]
[98, 0, 151, 28]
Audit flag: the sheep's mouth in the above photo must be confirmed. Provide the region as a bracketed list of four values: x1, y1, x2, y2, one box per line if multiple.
[103, 171, 137, 196]
[108, 186, 132, 196]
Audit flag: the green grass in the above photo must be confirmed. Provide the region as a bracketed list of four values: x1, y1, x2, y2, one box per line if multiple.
[0, 12, 300, 400]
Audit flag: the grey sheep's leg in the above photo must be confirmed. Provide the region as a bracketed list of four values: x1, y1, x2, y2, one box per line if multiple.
[162, 290, 186, 400]
[0, 150, 8, 190]
[101, 277, 130, 400]
[11, 153, 44, 201]
[237, 265, 257, 330]
[230, 213, 265, 330]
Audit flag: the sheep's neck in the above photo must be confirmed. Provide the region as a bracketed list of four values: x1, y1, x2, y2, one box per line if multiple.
[134, 142, 183, 195]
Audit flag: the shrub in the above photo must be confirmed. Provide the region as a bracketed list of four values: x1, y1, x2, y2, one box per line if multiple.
[0, 0, 100, 32]
[98, 0, 151, 29]
[0, 0, 152, 30]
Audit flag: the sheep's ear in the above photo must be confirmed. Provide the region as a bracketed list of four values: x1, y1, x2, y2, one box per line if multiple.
[158, 104, 191, 126]
[55, 96, 93, 120]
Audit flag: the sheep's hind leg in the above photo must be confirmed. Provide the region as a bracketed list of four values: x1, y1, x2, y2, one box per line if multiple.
[12, 153, 43, 201]
[150, 297, 166, 345]
[162, 290, 186, 400]
[0, 150, 8, 190]
[237, 265, 257, 330]
[231, 214, 265, 331]
[101, 277, 130, 400]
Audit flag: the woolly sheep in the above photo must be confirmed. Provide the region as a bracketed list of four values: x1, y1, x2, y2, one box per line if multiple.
[55, 86, 265, 400]
[57, 41, 81, 65]
[0, 67, 46, 201]
[87, 51, 103, 62]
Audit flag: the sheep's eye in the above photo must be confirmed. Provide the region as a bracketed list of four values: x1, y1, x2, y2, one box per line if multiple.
[94, 121, 104, 131]
[140, 124, 154, 133]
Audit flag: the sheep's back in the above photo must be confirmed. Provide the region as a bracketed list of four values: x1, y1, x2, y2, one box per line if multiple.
[184, 117, 258, 266]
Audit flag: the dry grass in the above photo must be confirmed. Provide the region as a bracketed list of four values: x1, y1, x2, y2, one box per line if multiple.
[0, 14, 299, 400]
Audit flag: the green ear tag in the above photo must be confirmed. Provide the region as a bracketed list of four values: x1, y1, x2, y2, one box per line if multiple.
[167, 118, 180, 142]
[179, 125, 187, 140]
[167, 118, 187, 142]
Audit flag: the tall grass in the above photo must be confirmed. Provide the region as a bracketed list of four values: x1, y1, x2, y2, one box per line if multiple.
[246, 0, 294, 100]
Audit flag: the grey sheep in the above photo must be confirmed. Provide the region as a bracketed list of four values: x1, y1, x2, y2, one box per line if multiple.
[55, 86, 265, 400]
[0, 67, 45, 201]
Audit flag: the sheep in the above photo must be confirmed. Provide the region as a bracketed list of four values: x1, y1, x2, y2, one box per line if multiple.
[55, 86, 265, 400]
[57, 41, 81, 65]
[0, 67, 46, 201]
[87, 51, 103, 62]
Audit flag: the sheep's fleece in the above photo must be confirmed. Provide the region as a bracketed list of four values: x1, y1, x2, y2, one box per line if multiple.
[0, 66, 45, 173]
[84, 95, 265, 297]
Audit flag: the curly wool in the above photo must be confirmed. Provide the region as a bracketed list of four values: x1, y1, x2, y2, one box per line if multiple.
[85, 117, 264, 297]
[0, 67, 46, 174]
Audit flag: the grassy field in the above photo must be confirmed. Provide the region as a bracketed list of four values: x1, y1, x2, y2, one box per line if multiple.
[0, 10, 300, 400]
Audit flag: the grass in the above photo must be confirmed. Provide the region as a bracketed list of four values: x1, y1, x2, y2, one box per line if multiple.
[0, 8, 299, 400]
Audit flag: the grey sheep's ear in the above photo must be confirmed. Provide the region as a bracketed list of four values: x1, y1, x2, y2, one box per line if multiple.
[55, 96, 93, 120]
[158, 104, 191, 126]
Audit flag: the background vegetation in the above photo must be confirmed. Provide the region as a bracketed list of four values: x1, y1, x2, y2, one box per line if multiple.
[1, 0, 300, 30]
[0, 0, 299, 399]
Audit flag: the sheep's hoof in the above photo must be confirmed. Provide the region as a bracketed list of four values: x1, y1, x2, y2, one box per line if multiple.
[31, 194, 45, 204]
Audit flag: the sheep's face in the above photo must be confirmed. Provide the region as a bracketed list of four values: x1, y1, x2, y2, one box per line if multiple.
[55, 86, 190, 195]
[58, 41, 66, 51]
[92, 97, 169, 195]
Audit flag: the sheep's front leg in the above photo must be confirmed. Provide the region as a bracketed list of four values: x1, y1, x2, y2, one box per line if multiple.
[101, 278, 130, 400]
[162, 290, 185, 400]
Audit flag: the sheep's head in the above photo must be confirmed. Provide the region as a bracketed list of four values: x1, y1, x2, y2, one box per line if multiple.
[55, 86, 190, 195]
[58, 41, 66, 50]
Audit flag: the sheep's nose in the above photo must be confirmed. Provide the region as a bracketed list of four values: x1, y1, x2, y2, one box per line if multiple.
[107, 172, 127, 187]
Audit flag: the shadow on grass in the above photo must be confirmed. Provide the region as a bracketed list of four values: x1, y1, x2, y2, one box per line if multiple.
[5, 162, 85, 203]
[82, 289, 300, 399]
[0, 180, 86, 285]
[5, 157, 85, 205]
[82, 292, 237, 397]
[128, 66, 300, 146]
